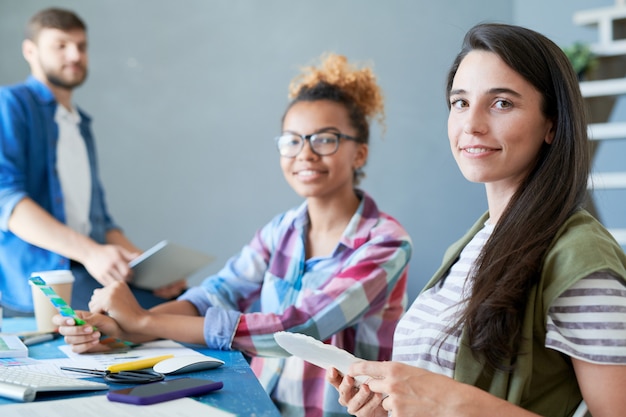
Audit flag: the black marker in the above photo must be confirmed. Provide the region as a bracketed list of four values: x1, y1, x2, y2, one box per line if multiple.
[21, 332, 61, 346]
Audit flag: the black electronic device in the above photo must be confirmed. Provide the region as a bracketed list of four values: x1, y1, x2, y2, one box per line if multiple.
[107, 377, 223, 405]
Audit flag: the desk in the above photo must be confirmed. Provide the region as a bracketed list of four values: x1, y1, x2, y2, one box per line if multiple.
[1, 317, 281, 416]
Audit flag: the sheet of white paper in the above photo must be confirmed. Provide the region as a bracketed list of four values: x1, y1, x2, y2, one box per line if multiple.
[0, 395, 236, 417]
[21, 358, 105, 379]
[58, 340, 204, 369]
[273, 331, 368, 384]
[6, 340, 207, 379]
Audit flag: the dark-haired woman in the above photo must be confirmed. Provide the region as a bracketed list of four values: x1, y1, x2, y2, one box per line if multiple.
[329, 23, 626, 417]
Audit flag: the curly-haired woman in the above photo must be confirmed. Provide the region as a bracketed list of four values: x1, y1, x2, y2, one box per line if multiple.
[56, 53, 412, 417]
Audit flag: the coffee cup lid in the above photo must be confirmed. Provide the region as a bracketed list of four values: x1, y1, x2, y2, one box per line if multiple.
[30, 270, 75, 285]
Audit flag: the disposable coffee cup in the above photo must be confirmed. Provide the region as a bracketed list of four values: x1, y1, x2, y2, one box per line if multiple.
[29, 270, 75, 332]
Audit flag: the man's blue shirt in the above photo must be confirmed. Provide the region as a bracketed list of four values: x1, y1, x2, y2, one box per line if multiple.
[0, 76, 118, 312]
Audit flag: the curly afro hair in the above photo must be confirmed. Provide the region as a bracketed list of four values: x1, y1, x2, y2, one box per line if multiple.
[283, 54, 385, 185]
[288, 53, 385, 133]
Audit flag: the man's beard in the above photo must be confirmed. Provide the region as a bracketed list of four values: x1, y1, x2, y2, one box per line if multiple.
[45, 66, 88, 90]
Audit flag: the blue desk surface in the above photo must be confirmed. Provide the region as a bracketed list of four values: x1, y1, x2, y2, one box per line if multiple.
[1, 317, 281, 416]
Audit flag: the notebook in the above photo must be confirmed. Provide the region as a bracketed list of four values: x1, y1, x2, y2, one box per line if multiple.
[129, 240, 214, 290]
[0, 335, 28, 358]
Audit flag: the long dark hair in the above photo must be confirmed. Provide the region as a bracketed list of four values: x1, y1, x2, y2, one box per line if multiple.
[445, 23, 590, 370]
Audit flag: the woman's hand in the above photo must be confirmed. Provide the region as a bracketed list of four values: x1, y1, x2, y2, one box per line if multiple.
[52, 310, 123, 353]
[89, 281, 147, 334]
[345, 361, 539, 417]
[327, 367, 386, 417]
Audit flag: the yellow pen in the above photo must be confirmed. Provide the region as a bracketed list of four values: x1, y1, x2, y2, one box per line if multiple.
[106, 354, 174, 372]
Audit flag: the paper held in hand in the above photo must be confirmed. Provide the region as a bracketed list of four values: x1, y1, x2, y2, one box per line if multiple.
[273, 331, 369, 385]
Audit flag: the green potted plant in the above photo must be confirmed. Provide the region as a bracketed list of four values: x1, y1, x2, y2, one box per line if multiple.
[562, 42, 598, 80]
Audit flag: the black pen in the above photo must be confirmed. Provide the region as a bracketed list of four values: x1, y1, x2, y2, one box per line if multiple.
[21, 332, 61, 346]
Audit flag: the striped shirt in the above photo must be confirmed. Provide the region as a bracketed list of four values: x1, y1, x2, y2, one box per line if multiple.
[180, 190, 411, 417]
[394, 222, 626, 377]
[547, 271, 626, 364]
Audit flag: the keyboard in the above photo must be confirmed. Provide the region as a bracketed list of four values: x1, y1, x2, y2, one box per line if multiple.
[0, 365, 108, 402]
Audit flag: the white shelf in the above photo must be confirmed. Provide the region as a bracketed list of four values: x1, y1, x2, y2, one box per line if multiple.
[573, 5, 626, 48]
[589, 40, 626, 56]
[589, 172, 626, 189]
[580, 78, 626, 98]
[574, 5, 626, 25]
[588, 122, 626, 140]
[575, 3, 626, 249]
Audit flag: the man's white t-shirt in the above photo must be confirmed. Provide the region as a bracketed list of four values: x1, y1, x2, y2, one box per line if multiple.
[55, 105, 92, 236]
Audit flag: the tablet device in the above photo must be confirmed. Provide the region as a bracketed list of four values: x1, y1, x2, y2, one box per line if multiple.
[129, 240, 214, 290]
[107, 377, 223, 405]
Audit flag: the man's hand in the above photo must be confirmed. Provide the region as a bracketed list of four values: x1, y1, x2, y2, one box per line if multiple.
[81, 244, 139, 286]
[152, 279, 188, 299]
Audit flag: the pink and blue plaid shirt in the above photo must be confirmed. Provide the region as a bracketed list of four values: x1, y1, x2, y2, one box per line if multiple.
[179, 190, 411, 416]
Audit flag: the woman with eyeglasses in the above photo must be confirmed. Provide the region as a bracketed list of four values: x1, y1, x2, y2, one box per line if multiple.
[55, 53, 412, 417]
[328, 23, 626, 417]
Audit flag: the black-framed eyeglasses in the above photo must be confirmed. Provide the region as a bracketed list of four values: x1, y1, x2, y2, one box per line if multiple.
[275, 132, 358, 158]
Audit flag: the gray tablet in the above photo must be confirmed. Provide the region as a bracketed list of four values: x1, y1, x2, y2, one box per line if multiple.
[129, 240, 214, 290]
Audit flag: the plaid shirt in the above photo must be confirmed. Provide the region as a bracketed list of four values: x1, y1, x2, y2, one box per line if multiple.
[180, 190, 411, 416]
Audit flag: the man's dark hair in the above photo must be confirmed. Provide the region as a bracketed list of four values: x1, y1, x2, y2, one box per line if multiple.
[26, 8, 86, 42]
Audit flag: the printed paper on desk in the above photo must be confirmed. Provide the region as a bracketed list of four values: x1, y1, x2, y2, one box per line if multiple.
[0, 395, 236, 417]
[21, 358, 108, 379]
[59, 340, 204, 369]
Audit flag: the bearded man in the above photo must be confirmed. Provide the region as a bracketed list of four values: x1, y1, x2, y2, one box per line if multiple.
[0, 8, 185, 316]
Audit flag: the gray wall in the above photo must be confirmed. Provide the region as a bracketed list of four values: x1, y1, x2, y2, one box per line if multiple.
[0, 0, 618, 303]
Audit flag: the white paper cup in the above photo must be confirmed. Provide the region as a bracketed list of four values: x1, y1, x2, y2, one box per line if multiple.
[29, 270, 75, 332]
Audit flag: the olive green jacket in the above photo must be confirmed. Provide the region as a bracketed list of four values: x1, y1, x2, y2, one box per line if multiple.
[422, 210, 626, 417]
